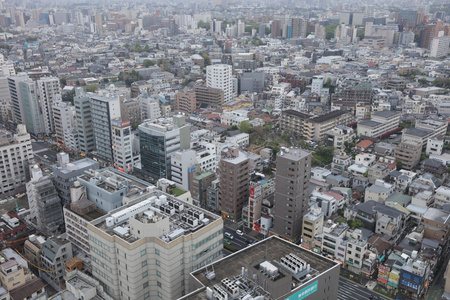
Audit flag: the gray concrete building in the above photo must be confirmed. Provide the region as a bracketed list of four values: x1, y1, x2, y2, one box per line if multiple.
[181, 236, 340, 300]
[239, 72, 265, 94]
[27, 166, 64, 237]
[272, 148, 312, 242]
[74, 88, 95, 155]
[89, 93, 121, 165]
[52, 152, 99, 205]
[77, 167, 152, 212]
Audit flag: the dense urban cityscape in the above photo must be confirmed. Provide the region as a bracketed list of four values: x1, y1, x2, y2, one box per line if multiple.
[0, 0, 447, 299]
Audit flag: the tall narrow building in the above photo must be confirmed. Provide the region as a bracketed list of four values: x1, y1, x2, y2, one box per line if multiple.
[272, 148, 311, 242]
[74, 88, 95, 155]
[218, 147, 249, 221]
[8, 75, 45, 135]
[0, 124, 33, 196]
[89, 93, 121, 164]
[37, 77, 61, 134]
[27, 165, 64, 236]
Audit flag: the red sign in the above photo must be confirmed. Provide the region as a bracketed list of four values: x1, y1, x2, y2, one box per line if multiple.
[250, 187, 255, 197]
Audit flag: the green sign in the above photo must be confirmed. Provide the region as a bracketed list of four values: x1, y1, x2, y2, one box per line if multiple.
[285, 281, 318, 300]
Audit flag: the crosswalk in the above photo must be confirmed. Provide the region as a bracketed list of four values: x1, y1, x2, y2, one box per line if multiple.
[338, 277, 390, 300]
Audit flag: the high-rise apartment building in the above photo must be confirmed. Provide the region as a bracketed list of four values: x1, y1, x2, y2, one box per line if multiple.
[0, 125, 33, 196]
[52, 100, 74, 146]
[270, 19, 281, 38]
[206, 64, 234, 103]
[111, 118, 140, 172]
[272, 148, 311, 242]
[27, 166, 64, 236]
[94, 14, 103, 32]
[8, 75, 45, 135]
[89, 93, 121, 164]
[0, 54, 15, 123]
[218, 147, 249, 221]
[37, 77, 61, 134]
[139, 116, 191, 182]
[74, 88, 95, 155]
[86, 191, 223, 299]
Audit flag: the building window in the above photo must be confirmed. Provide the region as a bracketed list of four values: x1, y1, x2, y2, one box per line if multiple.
[155, 249, 159, 255]
[144, 292, 150, 299]
[158, 292, 162, 298]
[141, 249, 147, 256]
[156, 260, 160, 266]
[142, 271, 148, 278]
[141, 260, 147, 267]
[143, 282, 149, 289]
[157, 271, 161, 277]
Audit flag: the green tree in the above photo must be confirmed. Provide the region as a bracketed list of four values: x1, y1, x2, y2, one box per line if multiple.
[60, 76, 67, 86]
[325, 23, 339, 40]
[144, 44, 150, 52]
[135, 43, 142, 53]
[85, 85, 97, 93]
[418, 78, 428, 85]
[62, 90, 75, 104]
[238, 121, 253, 134]
[347, 219, 363, 229]
[201, 52, 211, 66]
[229, 125, 239, 131]
[143, 59, 156, 67]
[197, 20, 210, 30]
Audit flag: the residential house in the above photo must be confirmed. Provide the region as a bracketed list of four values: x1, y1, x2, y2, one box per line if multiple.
[364, 179, 395, 203]
[421, 158, 447, 178]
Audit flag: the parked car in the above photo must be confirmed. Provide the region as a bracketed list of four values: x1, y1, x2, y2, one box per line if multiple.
[236, 230, 243, 236]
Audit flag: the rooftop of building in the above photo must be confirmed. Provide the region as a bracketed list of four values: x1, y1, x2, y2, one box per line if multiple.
[403, 127, 433, 137]
[90, 190, 221, 245]
[308, 110, 350, 123]
[358, 119, 382, 128]
[78, 167, 151, 193]
[182, 236, 339, 300]
[372, 110, 399, 118]
[53, 158, 99, 175]
[277, 147, 310, 161]
[422, 207, 450, 224]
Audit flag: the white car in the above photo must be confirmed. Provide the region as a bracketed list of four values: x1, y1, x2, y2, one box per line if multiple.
[236, 230, 243, 236]
[224, 232, 233, 240]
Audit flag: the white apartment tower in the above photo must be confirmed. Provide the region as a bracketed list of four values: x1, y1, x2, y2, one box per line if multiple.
[111, 118, 140, 172]
[206, 64, 234, 103]
[0, 125, 33, 196]
[37, 77, 61, 134]
[52, 101, 74, 146]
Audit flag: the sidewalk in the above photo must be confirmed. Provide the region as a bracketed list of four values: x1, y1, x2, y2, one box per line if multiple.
[426, 285, 444, 300]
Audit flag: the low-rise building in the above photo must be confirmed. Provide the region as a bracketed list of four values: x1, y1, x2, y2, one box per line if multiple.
[345, 229, 368, 274]
[325, 125, 355, 150]
[357, 111, 400, 138]
[394, 142, 421, 170]
[364, 179, 395, 203]
[301, 205, 324, 250]
[320, 221, 348, 262]
[40, 237, 73, 290]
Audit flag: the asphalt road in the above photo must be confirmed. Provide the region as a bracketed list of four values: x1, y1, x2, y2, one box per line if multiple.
[223, 227, 255, 251]
[31, 142, 58, 163]
[338, 277, 391, 300]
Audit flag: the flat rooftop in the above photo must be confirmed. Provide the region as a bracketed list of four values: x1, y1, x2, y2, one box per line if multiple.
[90, 190, 221, 245]
[183, 236, 339, 300]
